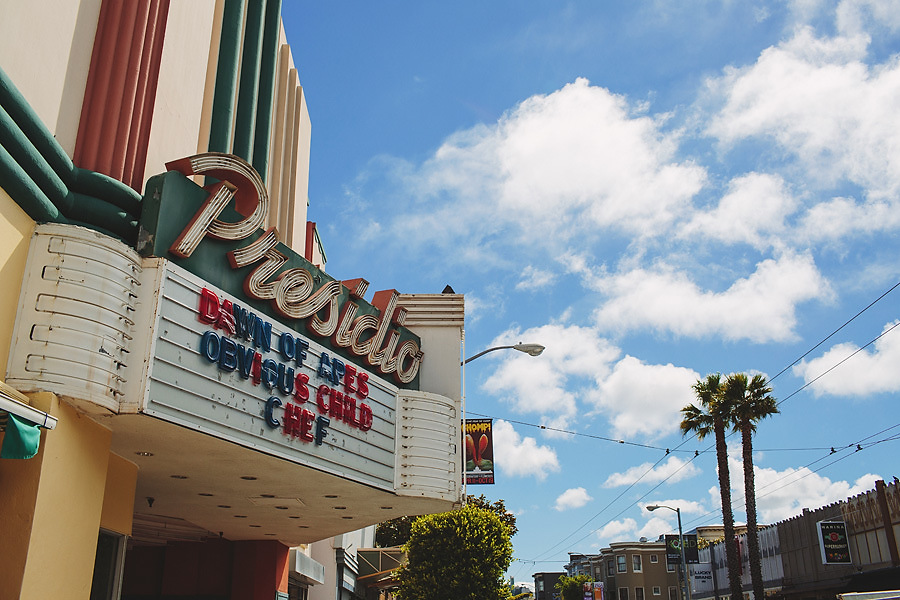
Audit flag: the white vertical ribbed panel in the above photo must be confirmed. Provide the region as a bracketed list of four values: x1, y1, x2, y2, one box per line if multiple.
[6, 223, 141, 413]
[395, 390, 462, 503]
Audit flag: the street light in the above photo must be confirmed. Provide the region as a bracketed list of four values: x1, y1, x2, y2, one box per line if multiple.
[462, 343, 545, 365]
[647, 504, 692, 600]
[460, 341, 545, 500]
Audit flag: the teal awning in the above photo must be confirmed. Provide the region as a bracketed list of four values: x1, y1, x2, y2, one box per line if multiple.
[0, 386, 56, 460]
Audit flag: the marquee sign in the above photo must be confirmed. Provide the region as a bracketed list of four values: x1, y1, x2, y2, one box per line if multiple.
[138, 153, 423, 388]
[142, 262, 399, 489]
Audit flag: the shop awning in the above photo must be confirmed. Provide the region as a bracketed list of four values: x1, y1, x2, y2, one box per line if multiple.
[0, 381, 56, 459]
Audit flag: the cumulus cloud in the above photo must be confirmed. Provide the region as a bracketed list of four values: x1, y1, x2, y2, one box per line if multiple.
[792, 321, 900, 396]
[589, 356, 700, 439]
[679, 172, 798, 251]
[591, 253, 830, 342]
[516, 265, 557, 291]
[705, 26, 900, 201]
[753, 465, 882, 522]
[595, 518, 639, 544]
[481, 323, 621, 423]
[379, 78, 707, 256]
[604, 456, 702, 488]
[492, 420, 560, 480]
[555, 487, 594, 511]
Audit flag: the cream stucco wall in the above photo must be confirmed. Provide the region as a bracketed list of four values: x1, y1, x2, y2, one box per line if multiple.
[0, 0, 101, 154]
[0, 187, 35, 373]
[142, 0, 218, 189]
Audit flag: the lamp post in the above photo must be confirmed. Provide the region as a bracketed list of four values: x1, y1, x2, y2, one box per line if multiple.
[647, 504, 691, 600]
[460, 341, 545, 500]
[462, 342, 545, 365]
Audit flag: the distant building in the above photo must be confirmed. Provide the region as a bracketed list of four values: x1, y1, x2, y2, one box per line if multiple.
[534, 571, 566, 600]
[596, 539, 682, 600]
[691, 478, 900, 600]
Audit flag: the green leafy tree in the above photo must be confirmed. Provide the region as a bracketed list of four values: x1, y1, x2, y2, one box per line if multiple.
[681, 374, 742, 600]
[555, 574, 591, 600]
[467, 494, 518, 537]
[724, 373, 779, 600]
[376, 494, 517, 547]
[375, 514, 415, 547]
[396, 504, 513, 600]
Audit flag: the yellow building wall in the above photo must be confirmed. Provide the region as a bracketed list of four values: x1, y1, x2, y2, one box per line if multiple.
[13, 393, 113, 600]
[100, 452, 138, 535]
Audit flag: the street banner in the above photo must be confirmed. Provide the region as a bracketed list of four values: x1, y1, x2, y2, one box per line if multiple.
[818, 521, 852, 564]
[584, 582, 603, 600]
[464, 418, 494, 484]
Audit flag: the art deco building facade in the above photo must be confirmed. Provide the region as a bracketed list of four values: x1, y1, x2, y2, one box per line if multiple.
[0, 2, 464, 598]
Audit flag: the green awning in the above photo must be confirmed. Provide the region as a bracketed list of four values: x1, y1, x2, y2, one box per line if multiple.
[0, 412, 41, 459]
[0, 384, 56, 459]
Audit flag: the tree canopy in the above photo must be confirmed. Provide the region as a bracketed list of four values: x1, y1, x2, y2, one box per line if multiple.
[555, 574, 592, 600]
[396, 503, 513, 600]
[376, 494, 517, 547]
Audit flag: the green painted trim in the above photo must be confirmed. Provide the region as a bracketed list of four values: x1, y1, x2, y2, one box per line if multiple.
[0, 104, 69, 207]
[0, 65, 141, 242]
[67, 191, 138, 240]
[0, 66, 74, 186]
[232, 0, 266, 160]
[0, 142, 64, 222]
[208, 0, 246, 153]
[252, 0, 282, 182]
[72, 168, 142, 217]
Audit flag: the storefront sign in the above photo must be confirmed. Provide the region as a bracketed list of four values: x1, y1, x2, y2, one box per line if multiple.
[665, 534, 699, 564]
[464, 419, 494, 484]
[139, 153, 423, 387]
[818, 521, 852, 564]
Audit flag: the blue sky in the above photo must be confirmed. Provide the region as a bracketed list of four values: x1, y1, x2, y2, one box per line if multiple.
[283, 1, 900, 578]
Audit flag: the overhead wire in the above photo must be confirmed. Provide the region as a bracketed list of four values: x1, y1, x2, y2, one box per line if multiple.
[502, 277, 900, 568]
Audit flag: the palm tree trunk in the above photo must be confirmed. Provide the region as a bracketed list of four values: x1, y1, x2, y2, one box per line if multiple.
[715, 418, 743, 600]
[742, 424, 764, 600]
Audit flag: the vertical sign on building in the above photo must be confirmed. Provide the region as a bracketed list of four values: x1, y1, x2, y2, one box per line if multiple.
[664, 535, 699, 563]
[818, 521, 852, 564]
[464, 418, 494, 484]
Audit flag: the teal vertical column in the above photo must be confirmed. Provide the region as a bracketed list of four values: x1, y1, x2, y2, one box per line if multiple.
[232, 0, 267, 161]
[208, 0, 245, 153]
[251, 0, 282, 184]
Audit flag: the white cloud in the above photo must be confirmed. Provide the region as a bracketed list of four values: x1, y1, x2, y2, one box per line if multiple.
[705, 26, 900, 201]
[481, 323, 621, 420]
[835, 0, 900, 35]
[516, 265, 556, 291]
[754, 466, 882, 522]
[590, 356, 700, 439]
[595, 518, 638, 544]
[604, 456, 702, 487]
[555, 487, 594, 511]
[381, 78, 707, 256]
[591, 253, 830, 342]
[679, 172, 798, 251]
[492, 420, 560, 481]
[792, 321, 900, 396]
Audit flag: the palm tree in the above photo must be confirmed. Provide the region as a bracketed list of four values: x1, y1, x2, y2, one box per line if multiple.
[681, 374, 743, 600]
[725, 373, 779, 600]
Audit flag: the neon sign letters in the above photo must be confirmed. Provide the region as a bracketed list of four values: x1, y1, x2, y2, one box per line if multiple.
[198, 287, 374, 446]
[165, 153, 423, 385]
